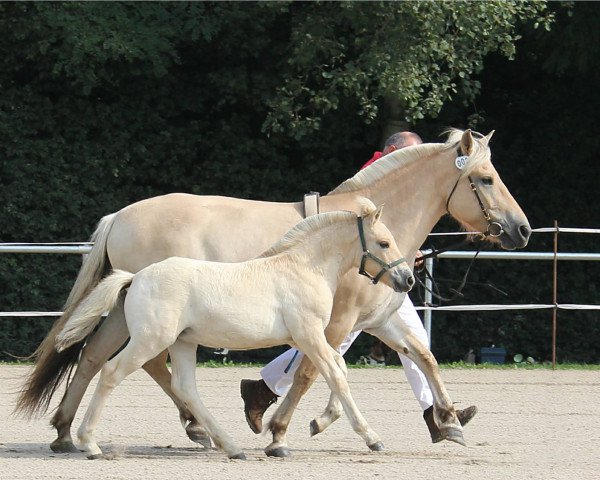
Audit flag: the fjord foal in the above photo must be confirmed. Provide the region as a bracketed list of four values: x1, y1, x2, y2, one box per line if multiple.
[54, 203, 414, 459]
[18, 129, 531, 455]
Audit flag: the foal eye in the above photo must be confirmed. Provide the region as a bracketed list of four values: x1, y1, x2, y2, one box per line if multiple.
[379, 241, 390, 249]
[482, 176, 494, 185]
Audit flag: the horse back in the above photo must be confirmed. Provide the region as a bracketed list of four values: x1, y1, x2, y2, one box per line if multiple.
[107, 193, 305, 272]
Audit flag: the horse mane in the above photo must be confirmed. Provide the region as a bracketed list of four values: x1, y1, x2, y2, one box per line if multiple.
[259, 210, 358, 258]
[330, 129, 491, 195]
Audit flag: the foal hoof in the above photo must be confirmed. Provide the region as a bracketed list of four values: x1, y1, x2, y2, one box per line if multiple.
[185, 423, 212, 449]
[86, 453, 104, 460]
[443, 428, 467, 447]
[50, 439, 80, 453]
[368, 441, 385, 452]
[309, 419, 321, 437]
[229, 452, 247, 460]
[265, 446, 292, 458]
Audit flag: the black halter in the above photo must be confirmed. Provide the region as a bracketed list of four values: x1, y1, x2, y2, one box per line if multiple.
[445, 155, 504, 239]
[356, 216, 406, 285]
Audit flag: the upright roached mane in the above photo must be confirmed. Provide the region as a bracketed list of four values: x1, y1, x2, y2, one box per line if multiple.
[331, 128, 490, 195]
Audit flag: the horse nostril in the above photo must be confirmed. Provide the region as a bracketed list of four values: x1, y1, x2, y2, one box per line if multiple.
[407, 275, 415, 289]
[519, 224, 531, 240]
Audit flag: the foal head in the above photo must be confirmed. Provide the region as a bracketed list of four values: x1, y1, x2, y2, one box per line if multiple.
[357, 199, 414, 293]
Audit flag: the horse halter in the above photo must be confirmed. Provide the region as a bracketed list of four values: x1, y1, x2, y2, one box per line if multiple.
[445, 158, 504, 239]
[356, 216, 406, 284]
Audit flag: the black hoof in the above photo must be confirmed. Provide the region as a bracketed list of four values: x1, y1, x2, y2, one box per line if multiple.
[50, 440, 79, 453]
[442, 428, 466, 447]
[86, 453, 103, 460]
[266, 446, 292, 458]
[309, 419, 321, 437]
[229, 452, 246, 460]
[186, 424, 212, 449]
[368, 441, 385, 451]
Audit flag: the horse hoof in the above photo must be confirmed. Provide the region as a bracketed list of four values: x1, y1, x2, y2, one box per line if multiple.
[368, 441, 385, 452]
[185, 423, 212, 449]
[229, 452, 246, 460]
[265, 446, 292, 458]
[50, 439, 79, 453]
[309, 419, 321, 437]
[443, 428, 467, 447]
[86, 453, 103, 460]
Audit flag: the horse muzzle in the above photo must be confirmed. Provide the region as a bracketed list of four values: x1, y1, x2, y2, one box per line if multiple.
[497, 219, 531, 250]
[390, 267, 415, 293]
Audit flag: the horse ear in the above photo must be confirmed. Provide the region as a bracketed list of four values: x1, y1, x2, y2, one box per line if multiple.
[372, 204, 384, 224]
[482, 130, 495, 147]
[460, 129, 475, 155]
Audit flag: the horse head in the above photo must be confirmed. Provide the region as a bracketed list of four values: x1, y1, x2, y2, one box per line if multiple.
[445, 129, 531, 250]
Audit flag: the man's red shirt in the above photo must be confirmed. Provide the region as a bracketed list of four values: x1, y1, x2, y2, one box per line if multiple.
[360, 151, 383, 170]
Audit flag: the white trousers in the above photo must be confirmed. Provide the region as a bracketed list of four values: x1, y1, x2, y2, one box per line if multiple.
[260, 296, 434, 410]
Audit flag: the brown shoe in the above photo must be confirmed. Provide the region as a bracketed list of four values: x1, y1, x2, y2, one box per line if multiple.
[423, 405, 478, 443]
[240, 379, 279, 434]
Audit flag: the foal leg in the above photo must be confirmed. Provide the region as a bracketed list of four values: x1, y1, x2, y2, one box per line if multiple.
[298, 334, 382, 450]
[78, 338, 166, 458]
[141, 350, 211, 448]
[168, 340, 244, 460]
[266, 311, 357, 457]
[50, 306, 129, 453]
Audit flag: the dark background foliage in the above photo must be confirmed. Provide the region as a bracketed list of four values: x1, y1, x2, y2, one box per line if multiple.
[0, 2, 597, 363]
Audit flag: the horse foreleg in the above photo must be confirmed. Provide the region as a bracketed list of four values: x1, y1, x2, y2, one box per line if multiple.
[50, 305, 129, 453]
[141, 350, 211, 448]
[367, 322, 465, 446]
[168, 340, 244, 459]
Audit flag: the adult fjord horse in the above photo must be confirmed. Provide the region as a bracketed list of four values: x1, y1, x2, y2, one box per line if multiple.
[53, 203, 414, 459]
[16, 129, 531, 456]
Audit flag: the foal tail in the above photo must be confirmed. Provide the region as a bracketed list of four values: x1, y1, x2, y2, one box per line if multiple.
[55, 270, 134, 352]
[15, 213, 117, 418]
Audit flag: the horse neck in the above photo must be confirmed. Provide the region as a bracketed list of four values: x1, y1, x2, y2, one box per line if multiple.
[276, 220, 360, 290]
[324, 150, 454, 257]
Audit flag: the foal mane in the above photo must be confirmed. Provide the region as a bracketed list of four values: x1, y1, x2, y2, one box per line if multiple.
[259, 210, 357, 258]
[330, 129, 491, 195]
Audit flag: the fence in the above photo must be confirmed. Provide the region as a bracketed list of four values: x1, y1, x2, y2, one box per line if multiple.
[1, 226, 599, 366]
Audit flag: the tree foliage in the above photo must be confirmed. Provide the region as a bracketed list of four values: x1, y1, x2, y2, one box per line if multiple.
[0, 1, 597, 363]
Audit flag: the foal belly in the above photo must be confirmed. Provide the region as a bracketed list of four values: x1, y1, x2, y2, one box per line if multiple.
[178, 306, 292, 350]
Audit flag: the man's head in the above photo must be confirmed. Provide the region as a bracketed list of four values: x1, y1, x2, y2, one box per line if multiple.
[382, 131, 423, 155]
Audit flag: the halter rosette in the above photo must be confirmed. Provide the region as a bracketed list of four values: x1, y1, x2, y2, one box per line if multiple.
[356, 216, 406, 284]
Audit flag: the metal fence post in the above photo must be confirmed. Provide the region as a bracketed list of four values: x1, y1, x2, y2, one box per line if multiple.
[424, 256, 434, 348]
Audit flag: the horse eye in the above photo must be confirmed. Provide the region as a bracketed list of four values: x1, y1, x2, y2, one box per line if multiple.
[482, 176, 494, 186]
[379, 241, 390, 249]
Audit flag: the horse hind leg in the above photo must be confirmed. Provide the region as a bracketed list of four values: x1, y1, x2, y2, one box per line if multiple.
[50, 305, 130, 453]
[265, 356, 319, 457]
[168, 340, 245, 460]
[141, 350, 211, 448]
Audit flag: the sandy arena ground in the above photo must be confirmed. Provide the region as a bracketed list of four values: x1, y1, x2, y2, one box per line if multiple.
[1, 365, 598, 480]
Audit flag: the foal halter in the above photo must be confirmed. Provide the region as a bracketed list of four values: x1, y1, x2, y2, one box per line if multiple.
[356, 216, 406, 285]
[445, 159, 504, 239]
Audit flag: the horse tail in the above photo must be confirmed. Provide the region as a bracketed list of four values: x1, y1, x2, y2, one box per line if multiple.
[55, 270, 134, 352]
[15, 213, 117, 418]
